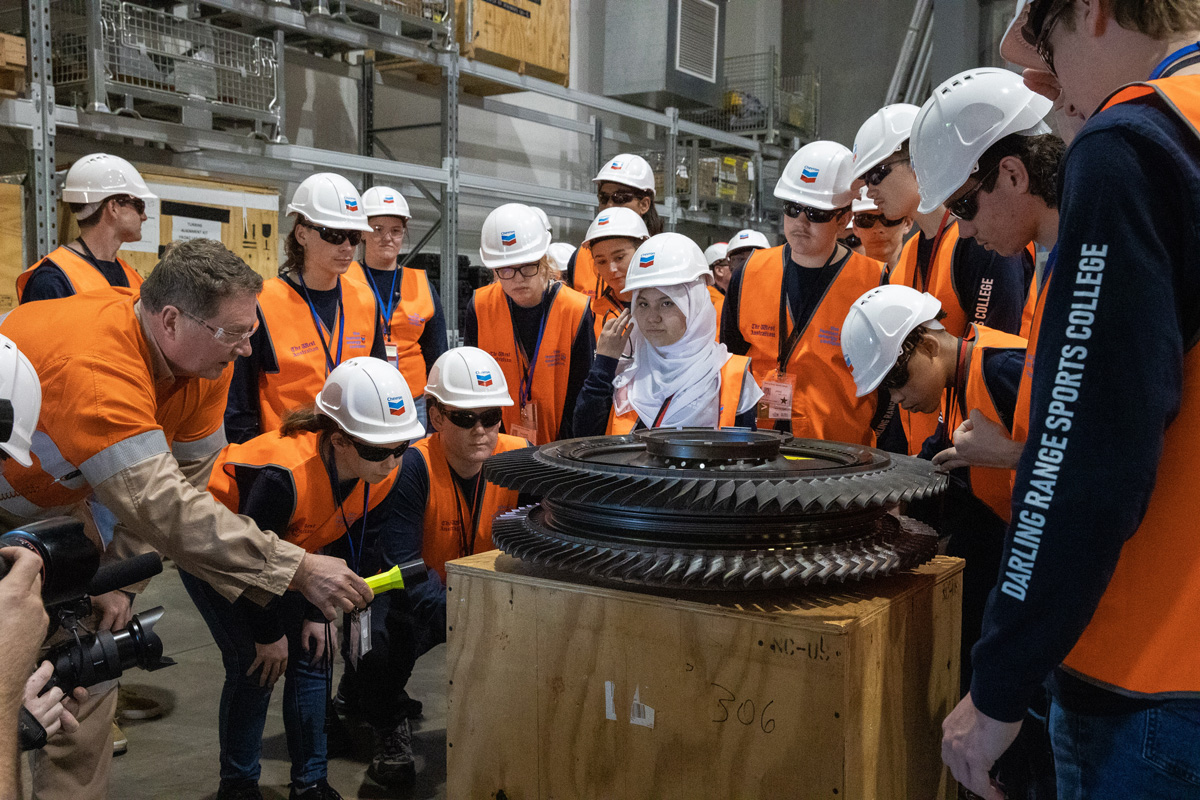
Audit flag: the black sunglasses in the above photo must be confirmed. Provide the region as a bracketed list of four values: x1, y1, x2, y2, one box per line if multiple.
[442, 407, 504, 430]
[840, 233, 862, 249]
[947, 163, 1001, 222]
[783, 202, 847, 224]
[349, 438, 410, 462]
[112, 195, 146, 215]
[597, 188, 639, 206]
[852, 212, 906, 229]
[1024, 0, 1071, 75]
[862, 157, 910, 188]
[303, 222, 363, 247]
[494, 263, 541, 280]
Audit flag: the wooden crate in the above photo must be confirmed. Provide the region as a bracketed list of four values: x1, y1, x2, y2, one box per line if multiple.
[456, 0, 569, 86]
[447, 551, 964, 800]
[0, 33, 26, 98]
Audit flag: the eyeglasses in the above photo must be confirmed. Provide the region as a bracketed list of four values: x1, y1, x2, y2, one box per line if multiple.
[302, 222, 363, 247]
[947, 163, 1001, 221]
[180, 308, 260, 346]
[494, 263, 541, 280]
[597, 189, 639, 206]
[840, 233, 862, 249]
[783, 202, 847, 224]
[1024, 0, 1071, 75]
[852, 213, 907, 229]
[370, 224, 406, 240]
[349, 438, 410, 462]
[441, 407, 504, 430]
[112, 195, 146, 215]
[711, 259, 731, 271]
[862, 157, 910, 188]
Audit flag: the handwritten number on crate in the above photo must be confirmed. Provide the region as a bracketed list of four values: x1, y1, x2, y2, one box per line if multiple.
[711, 683, 777, 733]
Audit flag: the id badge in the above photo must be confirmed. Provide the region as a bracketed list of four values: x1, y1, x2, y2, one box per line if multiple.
[347, 606, 373, 667]
[758, 370, 796, 421]
[511, 402, 539, 445]
[384, 344, 399, 368]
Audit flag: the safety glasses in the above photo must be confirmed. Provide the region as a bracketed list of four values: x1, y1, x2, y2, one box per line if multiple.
[783, 202, 847, 224]
[597, 188, 639, 206]
[947, 163, 1001, 222]
[840, 233, 862, 250]
[303, 222, 363, 247]
[349, 438, 410, 462]
[1024, 0, 1071, 75]
[442, 407, 504, 430]
[112, 195, 146, 215]
[494, 263, 541, 280]
[179, 308, 259, 346]
[852, 212, 907, 229]
[862, 157, 910, 188]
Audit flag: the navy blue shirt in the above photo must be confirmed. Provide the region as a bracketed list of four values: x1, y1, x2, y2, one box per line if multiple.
[361, 264, 449, 379]
[21, 245, 132, 303]
[971, 87, 1200, 722]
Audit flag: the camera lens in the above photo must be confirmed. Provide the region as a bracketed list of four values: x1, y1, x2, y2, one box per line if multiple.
[0, 518, 99, 608]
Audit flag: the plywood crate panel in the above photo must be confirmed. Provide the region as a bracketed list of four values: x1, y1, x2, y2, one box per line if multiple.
[447, 551, 964, 800]
[455, 0, 569, 86]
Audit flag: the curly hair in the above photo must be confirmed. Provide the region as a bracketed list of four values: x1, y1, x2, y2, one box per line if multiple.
[977, 132, 1065, 209]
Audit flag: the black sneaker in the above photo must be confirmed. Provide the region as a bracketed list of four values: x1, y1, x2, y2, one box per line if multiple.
[367, 718, 416, 788]
[216, 783, 263, 800]
[288, 779, 343, 800]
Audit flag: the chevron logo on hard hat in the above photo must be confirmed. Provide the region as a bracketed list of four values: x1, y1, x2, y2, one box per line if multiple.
[345, 197, 359, 211]
[638, 253, 655, 268]
[501, 230, 517, 246]
[387, 396, 406, 416]
[597, 214, 610, 225]
[738, 232, 751, 239]
[800, 167, 820, 184]
[475, 371, 493, 387]
[383, 195, 395, 204]
[610, 160, 624, 170]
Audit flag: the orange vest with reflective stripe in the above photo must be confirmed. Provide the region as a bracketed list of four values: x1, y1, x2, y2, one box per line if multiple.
[17, 245, 143, 301]
[256, 276, 379, 433]
[414, 432, 527, 581]
[572, 247, 601, 300]
[473, 281, 590, 445]
[737, 245, 880, 445]
[607, 354, 751, 434]
[345, 262, 436, 395]
[943, 324, 1026, 524]
[208, 430, 396, 554]
[1054, 77, 1200, 696]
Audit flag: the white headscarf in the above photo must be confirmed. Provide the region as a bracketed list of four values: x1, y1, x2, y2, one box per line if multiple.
[612, 279, 748, 429]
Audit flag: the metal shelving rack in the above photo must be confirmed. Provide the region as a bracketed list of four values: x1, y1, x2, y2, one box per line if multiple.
[7, 0, 790, 334]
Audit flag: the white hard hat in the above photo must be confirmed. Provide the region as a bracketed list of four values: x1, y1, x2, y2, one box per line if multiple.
[547, 242, 576, 273]
[424, 346, 514, 410]
[850, 104, 921, 180]
[583, 207, 649, 246]
[703, 242, 728, 266]
[0, 335, 41, 468]
[623, 232, 712, 294]
[841, 285, 943, 397]
[1000, 0, 1044, 71]
[61, 154, 157, 217]
[775, 140, 857, 210]
[593, 154, 656, 196]
[852, 187, 878, 215]
[727, 229, 770, 254]
[478, 203, 552, 269]
[911, 68, 1053, 215]
[531, 207, 552, 234]
[287, 173, 373, 232]
[361, 185, 411, 220]
[315, 357, 425, 444]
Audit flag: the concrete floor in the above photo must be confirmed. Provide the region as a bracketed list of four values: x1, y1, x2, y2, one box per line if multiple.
[105, 562, 449, 799]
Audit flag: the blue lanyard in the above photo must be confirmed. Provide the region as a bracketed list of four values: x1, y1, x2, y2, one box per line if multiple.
[1150, 42, 1200, 80]
[327, 446, 369, 575]
[361, 262, 400, 341]
[298, 273, 345, 374]
[511, 295, 551, 409]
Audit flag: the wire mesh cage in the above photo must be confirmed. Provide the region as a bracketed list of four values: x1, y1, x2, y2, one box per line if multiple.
[51, 0, 282, 134]
[681, 50, 819, 141]
[642, 146, 757, 211]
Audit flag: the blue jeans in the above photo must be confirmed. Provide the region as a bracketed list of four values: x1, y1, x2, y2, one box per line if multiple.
[1050, 696, 1200, 799]
[180, 571, 330, 789]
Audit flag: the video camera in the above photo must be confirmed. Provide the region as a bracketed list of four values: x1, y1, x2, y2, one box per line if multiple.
[0, 517, 174, 748]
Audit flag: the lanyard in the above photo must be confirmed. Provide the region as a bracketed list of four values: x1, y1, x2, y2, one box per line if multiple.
[1150, 42, 1200, 79]
[776, 245, 841, 373]
[450, 467, 486, 559]
[72, 238, 107, 271]
[511, 293, 551, 409]
[652, 394, 675, 428]
[941, 335, 971, 450]
[298, 273, 346, 375]
[325, 445, 368, 575]
[362, 263, 400, 342]
[913, 211, 953, 292]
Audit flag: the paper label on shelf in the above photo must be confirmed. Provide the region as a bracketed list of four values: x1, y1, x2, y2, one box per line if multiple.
[605, 680, 617, 721]
[629, 686, 655, 729]
[120, 197, 160, 254]
[172, 215, 224, 242]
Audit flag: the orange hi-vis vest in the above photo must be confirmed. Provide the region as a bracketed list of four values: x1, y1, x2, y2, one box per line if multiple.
[572, 246, 601, 300]
[17, 244, 143, 301]
[708, 285, 725, 324]
[256, 276, 379, 433]
[0, 289, 229, 518]
[473, 281, 590, 445]
[208, 430, 396, 554]
[345, 261, 436, 395]
[591, 287, 626, 343]
[943, 324, 1027, 524]
[607, 354, 752, 434]
[1055, 76, 1200, 696]
[737, 245, 880, 445]
[414, 432, 526, 581]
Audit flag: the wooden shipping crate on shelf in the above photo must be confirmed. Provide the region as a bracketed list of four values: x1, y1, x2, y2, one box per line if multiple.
[457, 0, 568, 86]
[0, 33, 27, 97]
[447, 550, 964, 800]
